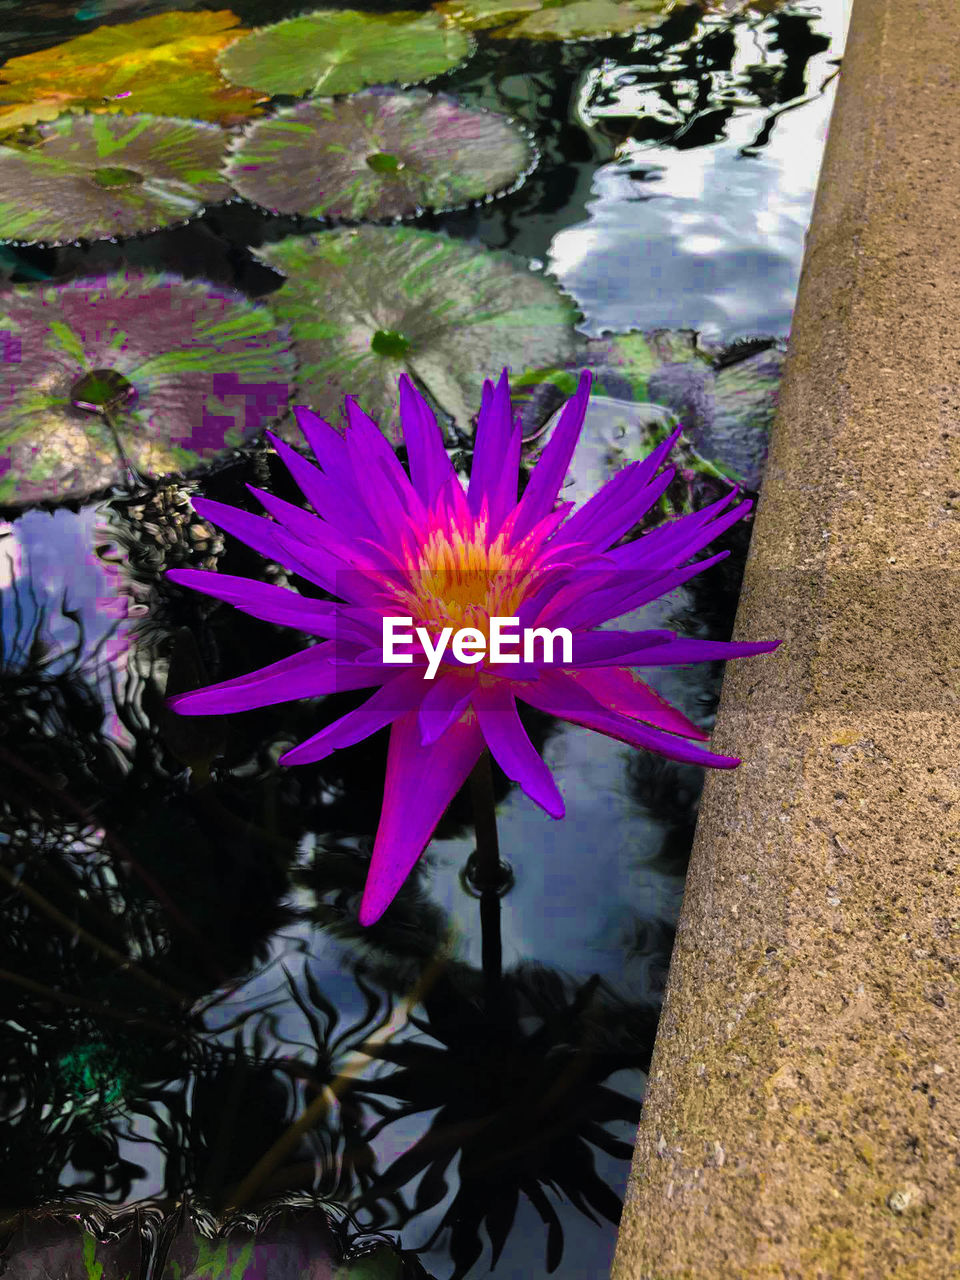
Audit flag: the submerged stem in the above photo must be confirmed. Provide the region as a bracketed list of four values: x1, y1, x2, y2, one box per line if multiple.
[468, 750, 503, 997]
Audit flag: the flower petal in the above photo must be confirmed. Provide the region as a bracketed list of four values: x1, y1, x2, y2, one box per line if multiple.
[510, 370, 592, 541]
[344, 395, 421, 514]
[279, 669, 429, 766]
[566, 666, 708, 739]
[515, 670, 742, 769]
[542, 551, 731, 632]
[167, 643, 396, 715]
[468, 371, 519, 524]
[562, 628, 676, 666]
[612, 491, 749, 570]
[399, 373, 458, 507]
[358, 709, 485, 925]
[165, 568, 341, 636]
[266, 429, 380, 541]
[555, 465, 677, 552]
[474, 682, 565, 818]
[293, 404, 354, 487]
[620, 637, 783, 666]
[418, 670, 476, 745]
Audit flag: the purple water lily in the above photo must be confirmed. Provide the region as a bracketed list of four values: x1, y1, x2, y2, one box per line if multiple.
[167, 370, 779, 925]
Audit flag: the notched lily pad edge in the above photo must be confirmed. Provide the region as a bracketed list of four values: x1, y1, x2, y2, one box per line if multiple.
[222, 92, 542, 225]
[0, 111, 246, 250]
[215, 13, 479, 95]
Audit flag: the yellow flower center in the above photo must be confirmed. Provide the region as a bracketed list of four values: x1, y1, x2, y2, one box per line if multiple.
[392, 516, 540, 641]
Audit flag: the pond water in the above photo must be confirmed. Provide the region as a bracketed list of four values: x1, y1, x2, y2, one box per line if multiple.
[0, 1, 847, 1277]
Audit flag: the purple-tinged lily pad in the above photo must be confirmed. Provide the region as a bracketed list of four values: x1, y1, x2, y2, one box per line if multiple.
[253, 226, 581, 439]
[0, 113, 234, 246]
[647, 341, 785, 492]
[511, 329, 784, 491]
[0, 270, 294, 508]
[156, 1203, 341, 1279]
[0, 1206, 146, 1280]
[433, 0, 669, 40]
[224, 89, 536, 222]
[217, 9, 475, 99]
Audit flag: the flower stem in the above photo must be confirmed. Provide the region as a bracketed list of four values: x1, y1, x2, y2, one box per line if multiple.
[468, 750, 503, 996]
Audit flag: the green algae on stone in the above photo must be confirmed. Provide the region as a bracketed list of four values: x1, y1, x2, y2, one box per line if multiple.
[217, 9, 475, 98]
[0, 113, 234, 245]
[0, 271, 294, 507]
[253, 226, 581, 439]
[224, 90, 535, 222]
[433, 0, 670, 40]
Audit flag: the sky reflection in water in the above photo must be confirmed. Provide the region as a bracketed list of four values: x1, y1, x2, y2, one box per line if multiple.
[550, 0, 850, 341]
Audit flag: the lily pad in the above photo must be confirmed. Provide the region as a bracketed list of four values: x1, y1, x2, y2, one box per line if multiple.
[0, 270, 294, 507]
[0, 1210, 145, 1280]
[433, 0, 669, 40]
[253, 226, 581, 439]
[647, 340, 785, 491]
[0, 10, 268, 136]
[224, 89, 536, 222]
[0, 113, 233, 245]
[217, 9, 475, 99]
[510, 329, 783, 489]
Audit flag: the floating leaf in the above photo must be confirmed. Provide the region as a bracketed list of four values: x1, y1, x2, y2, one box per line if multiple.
[224, 89, 535, 222]
[0, 113, 233, 245]
[0, 1211, 144, 1280]
[253, 226, 581, 439]
[156, 1203, 342, 1280]
[584, 328, 706, 399]
[433, 0, 669, 40]
[0, 270, 294, 507]
[217, 9, 475, 99]
[647, 340, 784, 490]
[510, 329, 782, 490]
[0, 10, 268, 135]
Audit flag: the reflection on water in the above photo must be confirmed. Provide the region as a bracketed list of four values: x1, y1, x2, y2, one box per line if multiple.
[550, 2, 849, 340]
[0, 1, 844, 1275]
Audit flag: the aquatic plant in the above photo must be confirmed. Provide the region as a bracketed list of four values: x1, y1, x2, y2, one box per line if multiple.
[168, 370, 778, 925]
[0, 270, 294, 507]
[434, 0, 669, 41]
[0, 11, 267, 136]
[224, 90, 536, 223]
[217, 9, 475, 99]
[253, 228, 581, 436]
[0, 113, 233, 245]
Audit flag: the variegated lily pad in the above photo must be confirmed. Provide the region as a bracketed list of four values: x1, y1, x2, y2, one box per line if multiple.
[253, 226, 581, 439]
[217, 9, 475, 99]
[0, 271, 294, 507]
[433, 0, 669, 40]
[0, 10, 267, 136]
[513, 330, 784, 491]
[224, 90, 535, 222]
[0, 113, 233, 245]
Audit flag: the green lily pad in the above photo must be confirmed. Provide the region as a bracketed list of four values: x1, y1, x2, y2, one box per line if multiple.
[584, 329, 706, 397]
[0, 270, 294, 507]
[254, 226, 582, 439]
[224, 89, 536, 222]
[433, 0, 670, 40]
[0, 113, 234, 246]
[217, 9, 475, 99]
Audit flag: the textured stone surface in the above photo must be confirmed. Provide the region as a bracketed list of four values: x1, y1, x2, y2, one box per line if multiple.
[610, 0, 960, 1275]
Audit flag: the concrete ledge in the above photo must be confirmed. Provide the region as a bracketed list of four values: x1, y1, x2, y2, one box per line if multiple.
[610, 0, 960, 1275]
